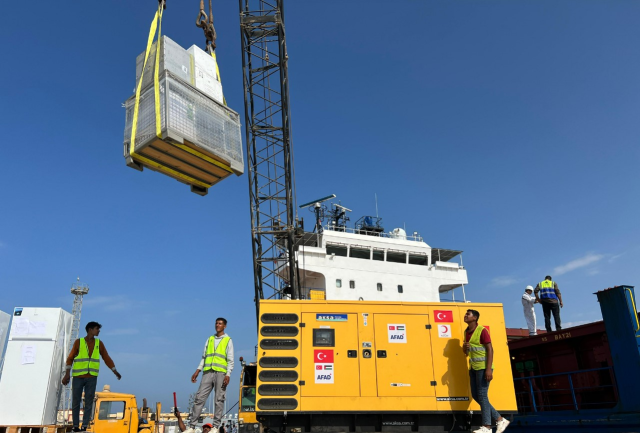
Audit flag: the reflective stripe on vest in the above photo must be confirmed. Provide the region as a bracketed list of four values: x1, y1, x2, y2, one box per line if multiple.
[73, 338, 100, 377]
[468, 325, 494, 371]
[539, 280, 558, 300]
[203, 336, 230, 373]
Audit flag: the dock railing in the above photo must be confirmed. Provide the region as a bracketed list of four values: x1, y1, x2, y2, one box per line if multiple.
[514, 366, 618, 413]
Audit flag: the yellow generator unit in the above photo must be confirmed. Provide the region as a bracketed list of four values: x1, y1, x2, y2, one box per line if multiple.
[255, 300, 516, 432]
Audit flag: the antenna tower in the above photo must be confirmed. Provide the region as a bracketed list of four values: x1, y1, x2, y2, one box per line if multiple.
[59, 278, 90, 424]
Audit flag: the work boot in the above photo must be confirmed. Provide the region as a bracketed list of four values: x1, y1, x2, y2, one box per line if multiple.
[496, 418, 510, 433]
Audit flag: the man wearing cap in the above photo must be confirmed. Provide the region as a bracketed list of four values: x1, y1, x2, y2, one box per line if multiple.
[534, 276, 563, 332]
[61, 321, 121, 432]
[174, 409, 212, 433]
[522, 286, 538, 336]
[186, 318, 234, 433]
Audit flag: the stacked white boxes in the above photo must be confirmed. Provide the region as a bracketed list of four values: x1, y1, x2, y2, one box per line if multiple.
[0, 307, 73, 425]
[187, 45, 224, 104]
[136, 36, 192, 93]
[125, 35, 243, 196]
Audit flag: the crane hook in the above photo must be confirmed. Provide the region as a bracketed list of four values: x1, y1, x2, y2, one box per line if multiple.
[196, 0, 216, 52]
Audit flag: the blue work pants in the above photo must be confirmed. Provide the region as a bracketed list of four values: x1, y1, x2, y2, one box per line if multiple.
[72, 376, 98, 429]
[469, 368, 501, 426]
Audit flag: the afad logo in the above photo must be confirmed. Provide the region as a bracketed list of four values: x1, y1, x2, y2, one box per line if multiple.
[316, 372, 332, 380]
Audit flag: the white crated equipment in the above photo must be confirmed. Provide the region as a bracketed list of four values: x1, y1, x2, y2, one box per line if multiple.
[0, 307, 72, 425]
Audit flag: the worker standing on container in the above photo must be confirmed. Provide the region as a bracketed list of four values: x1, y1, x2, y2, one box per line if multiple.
[522, 285, 538, 336]
[61, 321, 121, 432]
[462, 309, 510, 433]
[185, 318, 234, 433]
[534, 275, 563, 332]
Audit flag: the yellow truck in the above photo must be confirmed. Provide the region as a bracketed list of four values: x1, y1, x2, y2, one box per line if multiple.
[245, 300, 516, 432]
[85, 389, 160, 433]
[237, 359, 260, 433]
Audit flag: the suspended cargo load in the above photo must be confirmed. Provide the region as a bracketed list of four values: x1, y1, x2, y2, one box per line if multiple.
[124, 35, 243, 196]
[124, 70, 243, 195]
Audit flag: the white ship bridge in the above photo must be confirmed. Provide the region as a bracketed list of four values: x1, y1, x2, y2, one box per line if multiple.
[276, 213, 468, 303]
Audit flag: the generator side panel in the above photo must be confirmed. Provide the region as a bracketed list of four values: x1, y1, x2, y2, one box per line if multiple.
[256, 303, 303, 412]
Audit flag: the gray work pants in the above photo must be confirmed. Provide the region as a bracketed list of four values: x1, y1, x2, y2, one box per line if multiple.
[190, 371, 227, 428]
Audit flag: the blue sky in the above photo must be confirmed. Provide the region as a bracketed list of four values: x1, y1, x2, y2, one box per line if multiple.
[1, 0, 639, 412]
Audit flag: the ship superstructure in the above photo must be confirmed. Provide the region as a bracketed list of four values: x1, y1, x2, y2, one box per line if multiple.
[277, 202, 469, 303]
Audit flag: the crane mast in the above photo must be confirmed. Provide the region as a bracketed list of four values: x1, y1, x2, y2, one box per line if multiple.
[239, 0, 300, 324]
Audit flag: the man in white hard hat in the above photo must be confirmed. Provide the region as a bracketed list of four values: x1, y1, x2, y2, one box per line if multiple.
[522, 286, 538, 336]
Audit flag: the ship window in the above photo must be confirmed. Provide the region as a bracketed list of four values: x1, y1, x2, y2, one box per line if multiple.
[313, 328, 335, 347]
[372, 249, 385, 261]
[398, 285, 403, 293]
[336, 279, 342, 288]
[386, 251, 407, 264]
[409, 254, 428, 266]
[350, 280, 355, 289]
[349, 246, 370, 259]
[377, 283, 383, 292]
[327, 244, 348, 257]
[98, 401, 125, 420]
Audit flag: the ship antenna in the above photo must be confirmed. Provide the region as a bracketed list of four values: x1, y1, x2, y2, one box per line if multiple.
[375, 193, 379, 218]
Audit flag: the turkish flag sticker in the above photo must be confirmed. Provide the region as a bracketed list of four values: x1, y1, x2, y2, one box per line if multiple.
[314, 350, 334, 363]
[434, 310, 453, 323]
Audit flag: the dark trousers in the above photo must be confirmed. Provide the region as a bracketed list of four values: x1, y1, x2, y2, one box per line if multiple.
[542, 302, 561, 332]
[469, 369, 501, 426]
[72, 376, 98, 429]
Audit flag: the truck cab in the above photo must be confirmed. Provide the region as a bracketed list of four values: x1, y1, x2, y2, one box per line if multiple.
[237, 358, 260, 433]
[87, 387, 159, 433]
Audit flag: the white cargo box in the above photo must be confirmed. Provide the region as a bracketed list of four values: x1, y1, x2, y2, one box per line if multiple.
[136, 36, 191, 92]
[187, 45, 224, 104]
[124, 70, 243, 196]
[0, 307, 72, 426]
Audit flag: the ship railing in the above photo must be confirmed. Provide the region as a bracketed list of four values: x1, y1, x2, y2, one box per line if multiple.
[513, 366, 618, 413]
[323, 224, 424, 242]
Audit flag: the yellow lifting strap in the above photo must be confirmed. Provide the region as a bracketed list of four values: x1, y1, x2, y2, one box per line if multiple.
[210, 51, 227, 106]
[129, 4, 213, 189]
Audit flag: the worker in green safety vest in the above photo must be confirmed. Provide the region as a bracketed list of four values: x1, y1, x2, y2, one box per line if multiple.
[62, 321, 121, 432]
[463, 309, 510, 433]
[185, 317, 234, 433]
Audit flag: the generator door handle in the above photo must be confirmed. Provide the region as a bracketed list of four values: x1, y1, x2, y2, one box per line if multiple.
[347, 350, 357, 358]
[377, 350, 387, 358]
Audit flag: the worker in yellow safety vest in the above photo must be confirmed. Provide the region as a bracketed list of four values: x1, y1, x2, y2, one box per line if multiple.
[62, 321, 121, 432]
[463, 309, 510, 433]
[185, 318, 234, 433]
